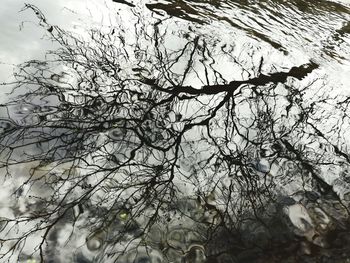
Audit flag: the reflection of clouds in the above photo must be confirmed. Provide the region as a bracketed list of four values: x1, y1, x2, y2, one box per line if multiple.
[0, 1, 56, 79]
[0, 0, 118, 81]
[1, 1, 350, 262]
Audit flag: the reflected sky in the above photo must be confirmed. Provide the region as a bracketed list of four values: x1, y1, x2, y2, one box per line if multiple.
[0, 0, 120, 82]
[1, 1, 350, 262]
[1, 0, 350, 92]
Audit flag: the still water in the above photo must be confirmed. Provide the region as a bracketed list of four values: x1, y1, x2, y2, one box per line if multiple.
[1, 0, 350, 262]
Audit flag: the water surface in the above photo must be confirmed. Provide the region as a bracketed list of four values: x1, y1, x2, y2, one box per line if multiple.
[1, 0, 350, 262]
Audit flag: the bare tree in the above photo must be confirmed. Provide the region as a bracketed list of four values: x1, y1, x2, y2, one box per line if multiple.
[1, 4, 350, 263]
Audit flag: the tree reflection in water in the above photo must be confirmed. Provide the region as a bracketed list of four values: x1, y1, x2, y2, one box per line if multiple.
[1, 3, 350, 263]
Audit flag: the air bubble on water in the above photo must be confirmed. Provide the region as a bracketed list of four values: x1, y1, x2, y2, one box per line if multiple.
[184, 245, 206, 263]
[108, 127, 127, 140]
[86, 235, 103, 251]
[118, 247, 165, 263]
[167, 229, 185, 250]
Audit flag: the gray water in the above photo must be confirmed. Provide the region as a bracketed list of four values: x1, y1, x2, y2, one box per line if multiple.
[1, 0, 350, 262]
